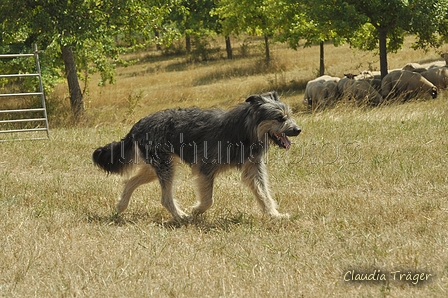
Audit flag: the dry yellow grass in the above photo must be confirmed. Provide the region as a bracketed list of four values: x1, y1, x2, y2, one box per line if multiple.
[1, 37, 448, 297]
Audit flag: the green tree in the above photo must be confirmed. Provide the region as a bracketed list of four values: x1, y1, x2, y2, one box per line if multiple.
[341, 0, 448, 78]
[276, 0, 367, 76]
[278, 0, 448, 78]
[0, 0, 175, 121]
[213, 0, 284, 64]
[168, 0, 218, 57]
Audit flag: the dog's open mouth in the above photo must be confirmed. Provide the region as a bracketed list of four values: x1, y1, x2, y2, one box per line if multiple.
[270, 132, 292, 150]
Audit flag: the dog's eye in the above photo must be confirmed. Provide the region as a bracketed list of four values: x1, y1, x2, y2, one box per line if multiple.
[277, 116, 286, 123]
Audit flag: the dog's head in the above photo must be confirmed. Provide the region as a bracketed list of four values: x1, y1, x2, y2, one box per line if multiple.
[246, 91, 301, 150]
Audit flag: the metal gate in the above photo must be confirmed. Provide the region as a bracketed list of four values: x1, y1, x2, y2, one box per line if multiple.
[0, 44, 50, 141]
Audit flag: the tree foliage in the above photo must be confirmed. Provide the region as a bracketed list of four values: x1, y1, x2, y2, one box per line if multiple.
[276, 0, 362, 75]
[408, 0, 448, 48]
[1, 0, 448, 120]
[212, 0, 286, 63]
[339, 0, 448, 78]
[0, 0, 177, 120]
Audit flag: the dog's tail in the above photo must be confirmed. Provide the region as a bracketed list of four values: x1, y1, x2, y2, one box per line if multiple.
[92, 135, 138, 175]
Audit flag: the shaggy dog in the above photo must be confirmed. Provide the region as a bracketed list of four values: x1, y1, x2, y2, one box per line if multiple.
[93, 91, 301, 220]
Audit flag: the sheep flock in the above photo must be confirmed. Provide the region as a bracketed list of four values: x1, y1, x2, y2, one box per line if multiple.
[303, 52, 448, 110]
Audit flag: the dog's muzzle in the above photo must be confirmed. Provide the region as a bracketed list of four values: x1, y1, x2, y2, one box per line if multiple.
[271, 126, 301, 151]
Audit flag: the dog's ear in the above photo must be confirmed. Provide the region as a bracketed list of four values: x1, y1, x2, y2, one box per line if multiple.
[261, 91, 279, 101]
[245, 94, 264, 104]
[246, 91, 279, 104]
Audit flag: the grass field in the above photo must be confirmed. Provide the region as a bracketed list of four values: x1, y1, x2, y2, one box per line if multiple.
[1, 38, 448, 297]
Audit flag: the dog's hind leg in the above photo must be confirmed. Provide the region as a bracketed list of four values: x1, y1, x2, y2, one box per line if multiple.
[241, 162, 289, 218]
[191, 167, 214, 216]
[117, 165, 157, 213]
[154, 160, 188, 220]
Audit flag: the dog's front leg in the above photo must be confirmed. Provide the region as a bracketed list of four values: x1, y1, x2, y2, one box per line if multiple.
[241, 162, 289, 218]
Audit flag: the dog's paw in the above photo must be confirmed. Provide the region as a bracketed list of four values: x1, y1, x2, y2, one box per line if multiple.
[173, 211, 193, 223]
[276, 212, 290, 219]
[268, 212, 290, 219]
[116, 203, 127, 214]
[190, 208, 205, 218]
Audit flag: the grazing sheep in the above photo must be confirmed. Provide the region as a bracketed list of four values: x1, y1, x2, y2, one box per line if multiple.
[337, 75, 382, 105]
[402, 63, 427, 73]
[418, 52, 448, 89]
[381, 70, 438, 101]
[303, 81, 325, 107]
[303, 75, 340, 109]
[356, 71, 381, 79]
[336, 75, 355, 98]
[402, 52, 448, 73]
[421, 66, 448, 89]
[352, 80, 383, 105]
[337, 74, 358, 99]
[355, 71, 382, 92]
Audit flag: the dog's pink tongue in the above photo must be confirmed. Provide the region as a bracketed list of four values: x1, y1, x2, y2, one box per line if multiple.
[281, 135, 291, 150]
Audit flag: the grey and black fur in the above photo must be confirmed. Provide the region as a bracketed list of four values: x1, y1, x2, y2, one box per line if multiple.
[93, 91, 301, 220]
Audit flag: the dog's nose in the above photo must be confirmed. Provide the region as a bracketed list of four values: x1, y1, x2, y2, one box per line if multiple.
[293, 127, 301, 136]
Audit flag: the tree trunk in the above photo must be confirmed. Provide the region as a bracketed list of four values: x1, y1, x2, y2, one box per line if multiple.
[264, 36, 270, 64]
[154, 30, 161, 51]
[319, 41, 325, 76]
[62, 46, 85, 121]
[378, 28, 389, 80]
[185, 35, 191, 53]
[225, 36, 233, 59]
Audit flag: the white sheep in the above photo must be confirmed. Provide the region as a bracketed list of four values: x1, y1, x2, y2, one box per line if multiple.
[418, 52, 448, 89]
[337, 75, 382, 105]
[381, 70, 438, 101]
[421, 67, 448, 89]
[402, 63, 427, 73]
[355, 71, 382, 92]
[303, 75, 340, 110]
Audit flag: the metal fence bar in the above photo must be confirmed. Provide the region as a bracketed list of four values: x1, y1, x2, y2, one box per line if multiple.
[0, 53, 34, 58]
[0, 127, 48, 134]
[0, 108, 46, 113]
[0, 92, 43, 97]
[33, 44, 50, 139]
[0, 74, 40, 78]
[0, 118, 47, 124]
